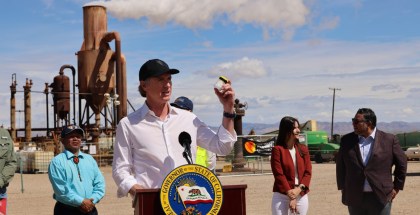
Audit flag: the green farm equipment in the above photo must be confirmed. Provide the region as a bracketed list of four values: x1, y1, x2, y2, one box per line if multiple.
[300, 130, 339, 163]
[262, 120, 340, 163]
[396, 131, 420, 150]
[299, 120, 340, 163]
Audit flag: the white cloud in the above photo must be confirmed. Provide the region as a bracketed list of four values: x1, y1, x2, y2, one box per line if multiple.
[228, 0, 308, 27]
[371, 84, 400, 92]
[89, 0, 309, 39]
[315, 16, 340, 31]
[207, 57, 267, 80]
[402, 107, 414, 114]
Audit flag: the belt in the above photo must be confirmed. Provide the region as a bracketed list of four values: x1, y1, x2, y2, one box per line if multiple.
[56, 201, 79, 210]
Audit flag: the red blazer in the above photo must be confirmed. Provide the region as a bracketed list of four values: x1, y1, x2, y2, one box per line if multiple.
[271, 143, 312, 195]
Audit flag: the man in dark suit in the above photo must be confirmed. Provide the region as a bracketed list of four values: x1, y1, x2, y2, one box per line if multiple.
[336, 108, 407, 215]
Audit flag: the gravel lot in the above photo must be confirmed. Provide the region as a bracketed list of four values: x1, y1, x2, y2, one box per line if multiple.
[7, 161, 420, 215]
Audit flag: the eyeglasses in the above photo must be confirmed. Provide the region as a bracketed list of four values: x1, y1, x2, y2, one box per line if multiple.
[352, 118, 366, 124]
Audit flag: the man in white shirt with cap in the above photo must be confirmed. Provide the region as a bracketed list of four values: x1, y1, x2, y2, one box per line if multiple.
[112, 59, 237, 198]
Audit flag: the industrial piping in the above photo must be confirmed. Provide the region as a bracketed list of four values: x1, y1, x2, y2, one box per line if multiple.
[101, 31, 127, 121]
[59, 65, 76, 125]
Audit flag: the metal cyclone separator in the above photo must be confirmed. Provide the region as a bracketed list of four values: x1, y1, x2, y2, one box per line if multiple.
[76, 5, 127, 130]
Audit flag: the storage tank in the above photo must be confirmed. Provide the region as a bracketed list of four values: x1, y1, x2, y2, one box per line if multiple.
[51, 70, 70, 120]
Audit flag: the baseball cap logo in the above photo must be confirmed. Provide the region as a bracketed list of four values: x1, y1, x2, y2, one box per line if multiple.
[61, 125, 85, 138]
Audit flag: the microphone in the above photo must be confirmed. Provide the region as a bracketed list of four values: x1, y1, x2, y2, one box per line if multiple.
[179, 131, 193, 164]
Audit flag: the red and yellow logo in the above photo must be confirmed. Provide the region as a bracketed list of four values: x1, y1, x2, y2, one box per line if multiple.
[244, 141, 256, 154]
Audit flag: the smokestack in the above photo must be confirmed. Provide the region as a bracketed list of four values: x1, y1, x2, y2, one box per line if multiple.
[9, 73, 17, 141]
[23, 78, 33, 143]
[83, 5, 108, 50]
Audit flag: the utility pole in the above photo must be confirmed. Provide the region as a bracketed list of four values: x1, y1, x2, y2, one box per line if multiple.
[329, 87, 341, 138]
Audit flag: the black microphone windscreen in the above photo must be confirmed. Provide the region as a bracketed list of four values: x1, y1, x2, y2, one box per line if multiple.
[178, 131, 192, 147]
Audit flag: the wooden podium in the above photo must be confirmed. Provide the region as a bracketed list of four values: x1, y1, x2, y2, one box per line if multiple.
[133, 184, 247, 215]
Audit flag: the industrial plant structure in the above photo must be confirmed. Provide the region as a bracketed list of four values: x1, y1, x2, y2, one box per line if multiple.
[8, 5, 127, 172]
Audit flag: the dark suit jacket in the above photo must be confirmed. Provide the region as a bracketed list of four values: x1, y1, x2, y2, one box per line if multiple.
[336, 129, 407, 207]
[271, 143, 312, 196]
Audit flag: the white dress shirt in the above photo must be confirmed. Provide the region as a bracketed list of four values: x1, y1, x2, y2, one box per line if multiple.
[112, 103, 237, 197]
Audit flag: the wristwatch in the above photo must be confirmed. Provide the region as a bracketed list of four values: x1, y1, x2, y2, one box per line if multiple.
[223, 110, 236, 119]
[299, 184, 307, 191]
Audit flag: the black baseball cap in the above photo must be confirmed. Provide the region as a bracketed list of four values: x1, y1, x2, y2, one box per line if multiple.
[61, 125, 84, 138]
[139, 59, 179, 81]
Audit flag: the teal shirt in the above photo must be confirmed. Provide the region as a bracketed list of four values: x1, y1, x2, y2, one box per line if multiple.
[48, 150, 105, 207]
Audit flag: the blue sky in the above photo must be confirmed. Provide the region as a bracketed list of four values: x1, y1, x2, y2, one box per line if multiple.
[1, 0, 420, 132]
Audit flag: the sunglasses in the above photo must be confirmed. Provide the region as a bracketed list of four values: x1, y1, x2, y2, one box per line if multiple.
[352, 118, 366, 124]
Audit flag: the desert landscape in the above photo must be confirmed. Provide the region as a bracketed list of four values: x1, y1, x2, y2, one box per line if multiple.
[7, 161, 420, 215]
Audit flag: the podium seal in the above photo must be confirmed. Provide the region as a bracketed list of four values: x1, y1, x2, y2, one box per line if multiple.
[160, 164, 223, 215]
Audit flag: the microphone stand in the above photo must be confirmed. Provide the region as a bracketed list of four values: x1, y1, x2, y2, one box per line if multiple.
[183, 150, 192, 164]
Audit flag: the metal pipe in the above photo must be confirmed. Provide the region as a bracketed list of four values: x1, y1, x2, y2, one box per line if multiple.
[120, 54, 127, 118]
[59, 65, 76, 125]
[23, 78, 33, 143]
[53, 103, 57, 130]
[72, 68, 76, 125]
[10, 73, 17, 141]
[104, 104, 108, 129]
[101, 32, 127, 122]
[44, 83, 49, 137]
[79, 95, 82, 127]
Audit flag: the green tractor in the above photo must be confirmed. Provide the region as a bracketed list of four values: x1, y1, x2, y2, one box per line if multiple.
[299, 120, 340, 163]
[299, 130, 340, 163]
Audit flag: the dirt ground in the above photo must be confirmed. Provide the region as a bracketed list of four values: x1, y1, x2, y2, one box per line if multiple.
[7, 161, 420, 215]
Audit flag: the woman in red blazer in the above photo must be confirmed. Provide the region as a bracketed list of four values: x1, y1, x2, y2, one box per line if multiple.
[271, 116, 312, 215]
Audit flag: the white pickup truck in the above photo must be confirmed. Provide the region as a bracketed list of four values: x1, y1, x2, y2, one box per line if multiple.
[405, 145, 420, 161]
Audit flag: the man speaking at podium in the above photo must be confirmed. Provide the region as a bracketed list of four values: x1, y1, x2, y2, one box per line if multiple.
[112, 59, 237, 198]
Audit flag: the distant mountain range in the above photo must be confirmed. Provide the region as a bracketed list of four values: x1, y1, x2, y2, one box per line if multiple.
[240, 121, 420, 136]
